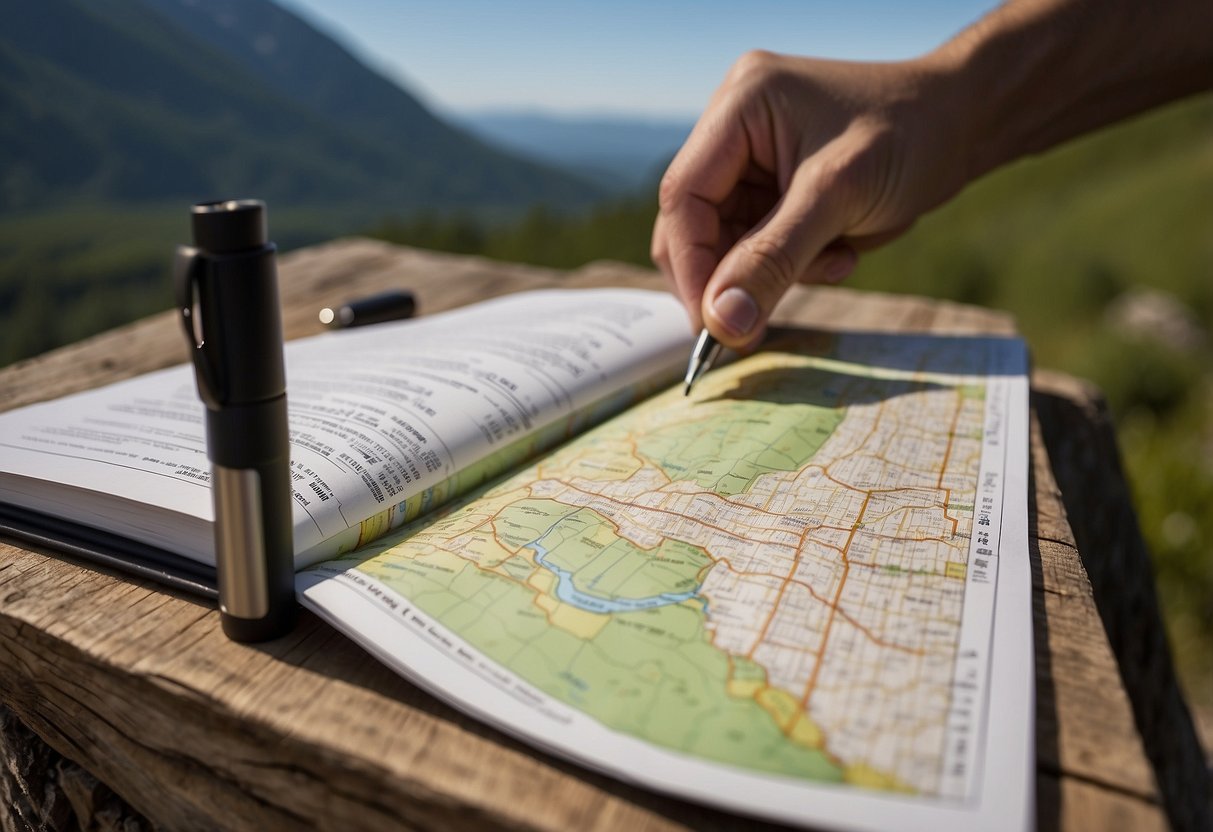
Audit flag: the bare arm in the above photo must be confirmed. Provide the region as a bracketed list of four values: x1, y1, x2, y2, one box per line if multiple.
[954, 0, 1213, 176]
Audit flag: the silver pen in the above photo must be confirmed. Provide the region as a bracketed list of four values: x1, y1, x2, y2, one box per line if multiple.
[683, 328, 723, 396]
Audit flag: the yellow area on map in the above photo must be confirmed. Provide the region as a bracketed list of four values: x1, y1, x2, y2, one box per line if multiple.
[533, 591, 611, 639]
[845, 763, 917, 793]
[789, 712, 825, 748]
[727, 677, 764, 698]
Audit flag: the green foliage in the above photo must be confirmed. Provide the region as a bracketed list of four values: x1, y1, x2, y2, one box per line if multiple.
[0, 201, 366, 366]
[368, 196, 659, 270]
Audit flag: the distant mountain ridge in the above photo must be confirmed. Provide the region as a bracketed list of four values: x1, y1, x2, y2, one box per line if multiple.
[459, 111, 693, 191]
[0, 0, 600, 215]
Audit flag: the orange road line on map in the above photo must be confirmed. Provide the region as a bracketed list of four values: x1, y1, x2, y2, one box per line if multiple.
[742, 538, 805, 661]
[422, 522, 567, 628]
[936, 390, 964, 537]
[936, 390, 963, 489]
[786, 564, 915, 652]
[819, 469, 869, 492]
[820, 475, 955, 500]
[941, 487, 958, 537]
[551, 481, 798, 550]
[557, 435, 660, 484]
[731, 559, 925, 656]
[798, 490, 870, 710]
[594, 472, 807, 524]
[437, 511, 597, 631]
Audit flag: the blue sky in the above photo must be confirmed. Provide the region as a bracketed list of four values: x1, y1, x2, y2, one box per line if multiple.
[278, 0, 1000, 120]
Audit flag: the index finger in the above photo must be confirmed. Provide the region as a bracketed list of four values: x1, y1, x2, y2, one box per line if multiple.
[652, 194, 718, 332]
[655, 108, 754, 330]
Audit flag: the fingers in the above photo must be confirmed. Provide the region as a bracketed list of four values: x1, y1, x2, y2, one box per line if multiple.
[652, 193, 720, 332]
[653, 106, 753, 332]
[701, 161, 850, 348]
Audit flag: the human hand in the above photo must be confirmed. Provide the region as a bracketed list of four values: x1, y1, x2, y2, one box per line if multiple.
[652, 50, 968, 349]
[655, 0, 1213, 349]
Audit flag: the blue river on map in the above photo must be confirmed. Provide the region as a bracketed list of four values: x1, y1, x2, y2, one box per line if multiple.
[527, 538, 703, 615]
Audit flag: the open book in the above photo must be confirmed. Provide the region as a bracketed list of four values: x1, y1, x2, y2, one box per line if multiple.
[0, 288, 1033, 832]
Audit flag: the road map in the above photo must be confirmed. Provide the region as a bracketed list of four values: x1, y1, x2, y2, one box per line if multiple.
[299, 329, 1033, 831]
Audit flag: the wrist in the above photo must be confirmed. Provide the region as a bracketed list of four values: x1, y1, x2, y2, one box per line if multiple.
[914, 7, 1028, 188]
[890, 50, 984, 208]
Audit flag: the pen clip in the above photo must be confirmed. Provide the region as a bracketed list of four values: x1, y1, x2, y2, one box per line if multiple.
[174, 245, 223, 409]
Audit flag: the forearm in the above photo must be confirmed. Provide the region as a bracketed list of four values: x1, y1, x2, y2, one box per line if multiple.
[930, 0, 1213, 181]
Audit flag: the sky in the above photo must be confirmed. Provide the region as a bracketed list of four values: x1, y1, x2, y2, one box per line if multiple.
[277, 0, 1000, 121]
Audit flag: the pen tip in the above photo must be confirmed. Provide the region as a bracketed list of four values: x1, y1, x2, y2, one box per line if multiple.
[683, 382, 692, 397]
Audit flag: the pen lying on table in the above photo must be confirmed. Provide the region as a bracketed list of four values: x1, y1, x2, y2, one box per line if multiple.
[320, 289, 417, 329]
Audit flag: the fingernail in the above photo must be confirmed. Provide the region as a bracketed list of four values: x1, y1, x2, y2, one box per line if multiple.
[712, 287, 759, 337]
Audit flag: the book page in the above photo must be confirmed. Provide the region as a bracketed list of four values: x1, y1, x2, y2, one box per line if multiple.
[298, 330, 1033, 831]
[0, 289, 690, 564]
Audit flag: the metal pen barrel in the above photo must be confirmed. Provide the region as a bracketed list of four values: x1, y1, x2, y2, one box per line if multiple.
[206, 397, 295, 641]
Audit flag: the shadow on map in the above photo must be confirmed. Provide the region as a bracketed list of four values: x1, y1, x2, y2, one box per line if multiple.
[764, 326, 1025, 374]
[702, 362, 948, 409]
[695, 327, 1025, 409]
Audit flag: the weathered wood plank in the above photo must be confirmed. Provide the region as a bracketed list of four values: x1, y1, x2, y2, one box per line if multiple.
[0, 238, 1203, 830]
[1031, 372, 1210, 831]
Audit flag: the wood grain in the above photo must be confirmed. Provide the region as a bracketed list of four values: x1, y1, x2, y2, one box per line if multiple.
[0, 238, 1206, 830]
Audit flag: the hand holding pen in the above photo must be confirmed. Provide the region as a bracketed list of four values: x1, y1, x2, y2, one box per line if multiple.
[655, 1, 1213, 373]
[654, 52, 900, 362]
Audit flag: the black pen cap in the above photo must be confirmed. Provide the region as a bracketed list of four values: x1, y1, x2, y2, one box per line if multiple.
[191, 199, 267, 253]
[183, 199, 285, 407]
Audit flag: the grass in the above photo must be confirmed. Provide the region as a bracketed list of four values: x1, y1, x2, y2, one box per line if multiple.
[0, 200, 378, 365]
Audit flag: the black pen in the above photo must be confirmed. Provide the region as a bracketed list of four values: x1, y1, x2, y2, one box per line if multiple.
[683, 328, 722, 396]
[175, 199, 296, 642]
[320, 289, 416, 328]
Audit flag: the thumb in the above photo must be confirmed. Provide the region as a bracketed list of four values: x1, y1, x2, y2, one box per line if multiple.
[702, 163, 848, 348]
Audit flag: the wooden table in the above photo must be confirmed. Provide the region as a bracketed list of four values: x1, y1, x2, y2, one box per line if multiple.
[0, 239, 1207, 831]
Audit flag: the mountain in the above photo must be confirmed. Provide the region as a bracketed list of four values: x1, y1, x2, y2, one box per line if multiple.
[0, 0, 600, 215]
[458, 111, 693, 192]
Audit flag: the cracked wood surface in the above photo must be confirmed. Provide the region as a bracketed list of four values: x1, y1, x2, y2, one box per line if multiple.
[0, 239, 1207, 830]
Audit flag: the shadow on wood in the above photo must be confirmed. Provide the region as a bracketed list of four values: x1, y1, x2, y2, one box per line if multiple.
[1028, 459, 1062, 832]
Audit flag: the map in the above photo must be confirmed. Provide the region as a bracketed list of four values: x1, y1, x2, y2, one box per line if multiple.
[300, 329, 1031, 830]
